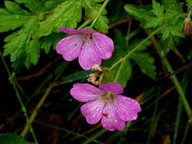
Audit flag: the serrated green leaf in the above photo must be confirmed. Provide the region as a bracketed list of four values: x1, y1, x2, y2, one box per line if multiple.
[162, 25, 184, 40]
[0, 8, 30, 32]
[124, 4, 151, 21]
[4, 1, 30, 15]
[26, 39, 40, 65]
[144, 17, 164, 28]
[0, 133, 34, 144]
[161, 0, 183, 13]
[43, 0, 66, 10]
[152, 0, 164, 17]
[34, 0, 82, 38]
[160, 36, 179, 57]
[106, 58, 132, 87]
[83, 1, 108, 33]
[130, 52, 156, 79]
[15, 0, 42, 12]
[3, 16, 41, 71]
[40, 33, 64, 53]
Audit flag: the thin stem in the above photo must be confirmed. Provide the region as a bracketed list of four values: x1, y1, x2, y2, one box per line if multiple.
[109, 26, 164, 70]
[21, 86, 53, 137]
[148, 30, 192, 120]
[20, 66, 64, 137]
[163, 58, 191, 119]
[0, 50, 38, 144]
[125, 17, 133, 47]
[168, 62, 192, 78]
[90, 0, 110, 28]
[124, 26, 164, 59]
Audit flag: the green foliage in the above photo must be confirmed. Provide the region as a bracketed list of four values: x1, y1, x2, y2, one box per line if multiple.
[0, 133, 34, 144]
[61, 70, 94, 84]
[0, 0, 109, 71]
[83, 0, 108, 33]
[107, 58, 132, 87]
[104, 29, 156, 87]
[1, 0, 192, 144]
[124, 0, 184, 56]
[3, 16, 40, 70]
[34, 0, 82, 38]
[0, 2, 31, 33]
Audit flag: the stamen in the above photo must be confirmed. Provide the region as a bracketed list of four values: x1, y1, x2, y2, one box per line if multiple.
[102, 113, 108, 117]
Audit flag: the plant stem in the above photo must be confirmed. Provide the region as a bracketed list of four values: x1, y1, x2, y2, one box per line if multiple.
[90, 0, 110, 28]
[148, 30, 192, 120]
[109, 26, 164, 70]
[20, 66, 64, 137]
[163, 58, 191, 119]
[0, 50, 38, 144]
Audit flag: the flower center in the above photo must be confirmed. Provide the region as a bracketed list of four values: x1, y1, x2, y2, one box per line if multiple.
[101, 92, 114, 103]
[81, 33, 92, 41]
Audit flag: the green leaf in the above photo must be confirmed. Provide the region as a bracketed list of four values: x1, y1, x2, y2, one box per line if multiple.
[124, 0, 184, 57]
[162, 25, 184, 40]
[3, 16, 41, 71]
[0, 133, 34, 144]
[144, 16, 164, 28]
[83, 0, 108, 33]
[26, 39, 40, 65]
[160, 36, 179, 57]
[34, 0, 82, 38]
[124, 4, 151, 22]
[61, 70, 94, 84]
[0, 8, 30, 32]
[152, 0, 164, 17]
[130, 52, 156, 79]
[161, 0, 183, 12]
[15, 0, 42, 12]
[4, 1, 31, 15]
[40, 33, 64, 53]
[106, 58, 132, 87]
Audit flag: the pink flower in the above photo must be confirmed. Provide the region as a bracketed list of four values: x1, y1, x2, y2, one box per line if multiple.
[56, 27, 114, 70]
[70, 82, 141, 131]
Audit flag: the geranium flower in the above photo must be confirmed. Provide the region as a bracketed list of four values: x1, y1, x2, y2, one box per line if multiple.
[56, 27, 114, 70]
[70, 82, 141, 131]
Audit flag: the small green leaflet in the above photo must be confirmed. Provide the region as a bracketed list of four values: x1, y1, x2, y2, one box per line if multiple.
[130, 53, 156, 79]
[106, 58, 132, 87]
[124, 0, 184, 56]
[40, 33, 64, 53]
[128, 39, 156, 79]
[83, 0, 108, 33]
[3, 17, 40, 71]
[0, 133, 35, 144]
[0, 1, 31, 33]
[34, 0, 82, 38]
[15, 0, 43, 13]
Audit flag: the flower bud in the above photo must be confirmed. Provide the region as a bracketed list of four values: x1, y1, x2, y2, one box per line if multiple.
[183, 17, 192, 36]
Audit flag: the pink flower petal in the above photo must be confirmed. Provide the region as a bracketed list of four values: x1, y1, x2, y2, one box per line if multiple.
[56, 35, 83, 61]
[58, 27, 94, 34]
[78, 38, 101, 70]
[81, 99, 104, 124]
[99, 82, 124, 95]
[101, 103, 125, 131]
[92, 33, 114, 59]
[70, 83, 103, 102]
[114, 95, 141, 121]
